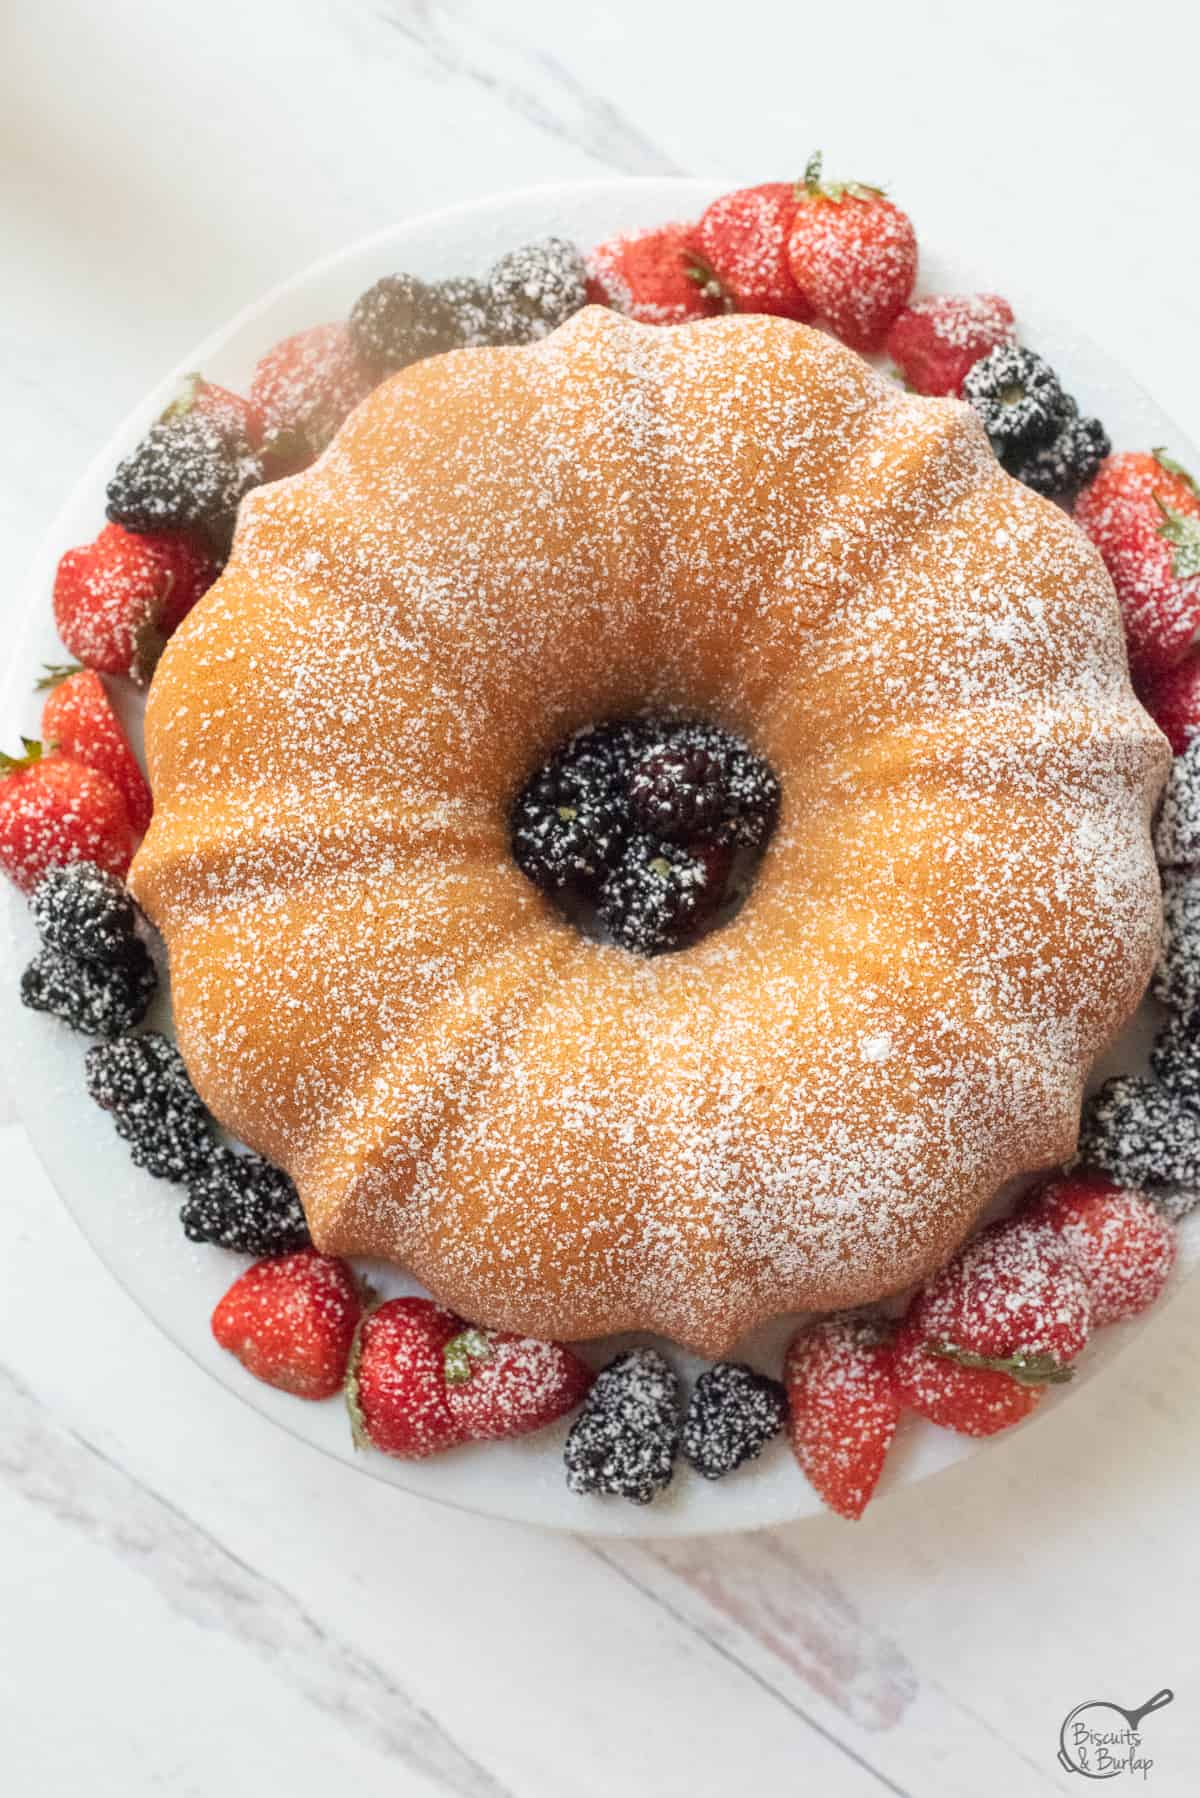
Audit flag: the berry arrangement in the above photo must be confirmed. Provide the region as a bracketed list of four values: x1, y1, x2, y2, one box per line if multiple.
[5, 165, 1200, 1518]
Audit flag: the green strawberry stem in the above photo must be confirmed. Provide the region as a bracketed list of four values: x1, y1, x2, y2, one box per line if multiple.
[926, 1340, 1074, 1386]
[683, 253, 732, 311]
[35, 662, 85, 691]
[443, 1328, 491, 1385]
[796, 149, 884, 205]
[1153, 448, 1199, 497]
[0, 737, 49, 774]
[1155, 497, 1200, 581]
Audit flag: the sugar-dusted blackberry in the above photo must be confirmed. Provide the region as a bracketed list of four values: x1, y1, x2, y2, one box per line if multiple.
[511, 754, 628, 893]
[21, 941, 156, 1038]
[963, 345, 1070, 452]
[1153, 870, 1200, 1015]
[106, 411, 263, 553]
[1150, 1005, 1200, 1111]
[681, 1361, 788, 1481]
[30, 860, 141, 965]
[85, 1031, 213, 1181]
[629, 741, 727, 840]
[1154, 737, 1200, 869]
[348, 273, 466, 374]
[181, 1146, 310, 1255]
[708, 728, 781, 849]
[487, 237, 588, 342]
[564, 1347, 681, 1504]
[1077, 1076, 1200, 1189]
[597, 834, 718, 955]
[1004, 409, 1111, 499]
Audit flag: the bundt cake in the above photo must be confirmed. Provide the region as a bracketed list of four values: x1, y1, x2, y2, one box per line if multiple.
[129, 306, 1169, 1357]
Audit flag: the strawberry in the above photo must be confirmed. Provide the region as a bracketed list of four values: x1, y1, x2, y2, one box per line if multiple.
[1075, 450, 1200, 678]
[211, 1248, 362, 1400]
[691, 183, 813, 321]
[886, 292, 1015, 397]
[250, 323, 376, 474]
[891, 1216, 1092, 1436]
[52, 522, 218, 683]
[346, 1297, 467, 1457]
[784, 1316, 900, 1520]
[1137, 650, 1200, 754]
[441, 1326, 593, 1442]
[0, 740, 135, 892]
[586, 222, 722, 326]
[786, 151, 918, 352]
[39, 666, 152, 836]
[1025, 1171, 1176, 1325]
[164, 372, 264, 451]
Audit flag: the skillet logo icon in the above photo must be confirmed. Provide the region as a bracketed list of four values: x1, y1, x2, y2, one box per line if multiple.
[1058, 1688, 1174, 1780]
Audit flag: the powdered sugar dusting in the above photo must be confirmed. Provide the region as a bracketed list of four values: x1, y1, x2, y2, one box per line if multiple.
[130, 307, 1169, 1355]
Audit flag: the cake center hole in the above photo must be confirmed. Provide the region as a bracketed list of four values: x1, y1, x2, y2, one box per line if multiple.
[509, 718, 779, 956]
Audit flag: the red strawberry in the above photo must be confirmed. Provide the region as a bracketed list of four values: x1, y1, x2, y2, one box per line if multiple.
[441, 1326, 594, 1442]
[165, 372, 264, 451]
[1025, 1172, 1176, 1326]
[40, 667, 152, 836]
[786, 152, 918, 352]
[886, 292, 1015, 396]
[587, 222, 722, 326]
[0, 740, 135, 892]
[1075, 450, 1200, 678]
[784, 1317, 899, 1520]
[346, 1297, 467, 1457]
[250, 323, 376, 475]
[53, 522, 219, 683]
[211, 1248, 362, 1400]
[1137, 650, 1200, 754]
[691, 183, 813, 321]
[891, 1216, 1092, 1436]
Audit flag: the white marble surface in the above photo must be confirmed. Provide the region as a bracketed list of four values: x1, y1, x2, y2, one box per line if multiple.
[3, 2, 1200, 1793]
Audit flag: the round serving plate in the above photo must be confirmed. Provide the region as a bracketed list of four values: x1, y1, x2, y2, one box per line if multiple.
[2, 178, 1197, 1535]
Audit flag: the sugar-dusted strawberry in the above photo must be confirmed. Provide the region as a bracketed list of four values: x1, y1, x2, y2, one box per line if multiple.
[441, 1326, 593, 1442]
[1075, 450, 1200, 678]
[1138, 651, 1200, 754]
[886, 292, 1015, 397]
[786, 152, 917, 353]
[164, 372, 264, 451]
[1025, 1171, 1176, 1326]
[0, 740, 135, 893]
[784, 1316, 899, 1520]
[250, 323, 377, 474]
[587, 222, 722, 326]
[53, 522, 219, 683]
[691, 183, 812, 321]
[891, 1216, 1092, 1436]
[346, 1296, 467, 1457]
[39, 667, 152, 836]
[211, 1248, 362, 1400]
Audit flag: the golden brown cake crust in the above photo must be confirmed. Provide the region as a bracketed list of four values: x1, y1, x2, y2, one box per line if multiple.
[130, 308, 1169, 1356]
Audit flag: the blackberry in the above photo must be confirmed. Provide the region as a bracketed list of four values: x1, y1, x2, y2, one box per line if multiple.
[30, 861, 141, 965]
[106, 411, 263, 552]
[85, 1031, 213, 1181]
[181, 1146, 310, 1255]
[511, 750, 628, 893]
[707, 727, 781, 849]
[487, 237, 588, 343]
[21, 941, 156, 1038]
[1148, 1185, 1200, 1224]
[1153, 870, 1200, 1015]
[1154, 738, 1200, 869]
[597, 834, 717, 955]
[1004, 408, 1110, 499]
[629, 742, 726, 839]
[963, 345, 1070, 452]
[348, 273, 467, 374]
[1151, 1006, 1200, 1111]
[564, 1347, 681, 1504]
[1077, 1075, 1200, 1189]
[681, 1362, 788, 1481]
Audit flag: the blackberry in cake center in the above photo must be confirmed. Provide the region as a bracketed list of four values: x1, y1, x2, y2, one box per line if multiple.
[509, 717, 779, 955]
